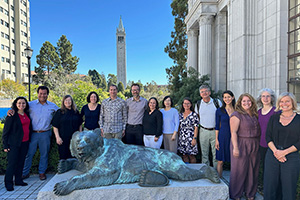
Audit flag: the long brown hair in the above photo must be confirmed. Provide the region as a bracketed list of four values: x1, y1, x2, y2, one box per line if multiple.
[61, 95, 78, 114]
[235, 93, 258, 118]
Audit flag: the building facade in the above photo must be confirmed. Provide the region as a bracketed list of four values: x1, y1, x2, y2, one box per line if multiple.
[116, 17, 127, 88]
[185, 0, 292, 100]
[0, 0, 30, 84]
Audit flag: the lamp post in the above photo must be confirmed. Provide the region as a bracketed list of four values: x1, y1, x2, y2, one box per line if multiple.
[24, 46, 33, 101]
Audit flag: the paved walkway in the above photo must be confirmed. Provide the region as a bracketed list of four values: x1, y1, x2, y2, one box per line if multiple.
[0, 174, 54, 200]
[0, 171, 263, 200]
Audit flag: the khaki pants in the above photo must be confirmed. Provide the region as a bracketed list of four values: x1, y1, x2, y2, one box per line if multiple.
[199, 128, 217, 168]
[103, 131, 123, 139]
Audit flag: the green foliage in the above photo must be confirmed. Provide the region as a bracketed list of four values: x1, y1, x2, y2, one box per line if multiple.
[142, 81, 169, 103]
[57, 35, 79, 74]
[107, 74, 117, 90]
[36, 41, 60, 76]
[171, 68, 221, 107]
[88, 69, 107, 90]
[165, 0, 188, 95]
[0, 79, 26, 99]
[117, 82, 125, 94]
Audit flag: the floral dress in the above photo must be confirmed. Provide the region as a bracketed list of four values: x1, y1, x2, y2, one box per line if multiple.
[178, 112, 199, 155]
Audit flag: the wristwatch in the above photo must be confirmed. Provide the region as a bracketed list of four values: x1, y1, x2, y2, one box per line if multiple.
[193, 137, 197, 139]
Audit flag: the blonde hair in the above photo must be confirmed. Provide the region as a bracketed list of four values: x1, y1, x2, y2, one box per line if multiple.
[235, 93, 258, 118]
[275, 92, 298, 112]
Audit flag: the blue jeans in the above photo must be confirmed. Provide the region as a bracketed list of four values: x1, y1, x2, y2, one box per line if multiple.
[23, 130, 51, 175]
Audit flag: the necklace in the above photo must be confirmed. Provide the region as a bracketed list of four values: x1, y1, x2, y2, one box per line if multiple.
[280, 112, 295, 118]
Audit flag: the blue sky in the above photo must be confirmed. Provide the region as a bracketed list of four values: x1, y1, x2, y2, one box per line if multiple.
[29, 0, 175, 85]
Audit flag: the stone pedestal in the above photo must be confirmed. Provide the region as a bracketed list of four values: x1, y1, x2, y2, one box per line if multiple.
[37, 164, 228, 200]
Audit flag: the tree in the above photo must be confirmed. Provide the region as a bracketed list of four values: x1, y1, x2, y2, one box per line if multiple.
[88, 69, 102, 88]
[0, 79, 26, 99]
[173, 68, 221, 106]
[36, 41, 60, 76]
[99, 73, 107, 90]
[107, 74, 117, 89]
[165, 0, 188, 104]
[57, 35, 79, 74]
[117, 82, 125, 94]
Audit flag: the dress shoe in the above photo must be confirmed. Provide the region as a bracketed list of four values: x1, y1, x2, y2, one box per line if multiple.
[22, 174, 30, 179]
[15, 181, 28, 186]
[39, 173, 47, 180]
[5, 185, 14, 191]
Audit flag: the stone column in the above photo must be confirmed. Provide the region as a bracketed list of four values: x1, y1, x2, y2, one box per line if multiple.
[198, 15, 214, 78]
[187, 29, 198, 72]
[214, 12, 227, 92]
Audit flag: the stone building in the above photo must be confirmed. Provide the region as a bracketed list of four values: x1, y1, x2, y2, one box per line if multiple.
[0, 0, 31, 84]
[185, 0, 298, 100]
[116, 17, 127, 88]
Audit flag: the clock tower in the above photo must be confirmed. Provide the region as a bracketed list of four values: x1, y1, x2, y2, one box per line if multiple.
[116, 16, 127, 88]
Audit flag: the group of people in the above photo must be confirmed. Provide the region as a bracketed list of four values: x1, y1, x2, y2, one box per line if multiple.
[2, 84, 300, 200]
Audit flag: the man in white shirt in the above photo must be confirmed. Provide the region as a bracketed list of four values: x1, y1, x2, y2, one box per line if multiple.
[195, 85, 222, 168]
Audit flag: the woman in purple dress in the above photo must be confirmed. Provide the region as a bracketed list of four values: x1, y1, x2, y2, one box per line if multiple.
[256, 88, 276, 175]
[215, 90, 235, 177]
[230, 93, 260, 200]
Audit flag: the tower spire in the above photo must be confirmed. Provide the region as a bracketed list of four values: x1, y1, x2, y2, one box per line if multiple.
[117, 16, 125, 32]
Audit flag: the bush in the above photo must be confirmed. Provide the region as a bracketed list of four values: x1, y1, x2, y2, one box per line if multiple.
[0, 124, 59, 175]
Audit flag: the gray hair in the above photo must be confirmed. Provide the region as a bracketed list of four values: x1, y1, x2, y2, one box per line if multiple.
[275, 92, 298, 112]
[256, 88, 276, 108]
[199, 85, 210, 92]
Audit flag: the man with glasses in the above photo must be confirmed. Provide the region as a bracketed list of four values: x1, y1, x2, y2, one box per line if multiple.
[125, 83, 147, 145]
[195, 85, 222, 168]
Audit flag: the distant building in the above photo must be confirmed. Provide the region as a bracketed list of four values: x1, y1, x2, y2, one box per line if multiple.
[116, 16, 127, 88]
[0, 0, 31, 84]
[185, 0, 298, 100]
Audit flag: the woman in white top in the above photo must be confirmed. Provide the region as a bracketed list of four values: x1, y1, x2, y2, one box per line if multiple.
[160, 96, 179, 153]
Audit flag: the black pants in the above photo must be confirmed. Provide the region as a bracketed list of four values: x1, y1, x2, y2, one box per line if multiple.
[264, 149, 300, 200]
[58, 139, 73, 160]
[124, 124, 144, 145]
[5, 141, 29, 187]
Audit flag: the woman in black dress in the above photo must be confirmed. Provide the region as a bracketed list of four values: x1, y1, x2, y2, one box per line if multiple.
[53, 95, 82, 160]
[2, 97, 32, 191]
[80, 91, 101, 130]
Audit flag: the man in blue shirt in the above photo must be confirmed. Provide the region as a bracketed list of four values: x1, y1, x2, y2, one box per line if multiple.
[22, 86, 58, 180]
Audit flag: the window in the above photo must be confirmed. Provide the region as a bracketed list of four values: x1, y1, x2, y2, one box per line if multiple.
[1, 57, 4, 62]
[12, 61, 15, 66]
[21, 20, 27, 27]
[4, 9, 8, 16]
[288, 0, 300, 101]
[6, 58, 10, 63]
[21, 0, 27, 6]
[12, 39, 15, 44]
[0, 7, 3, 13]
[1, 32, 4, 37]
[11, 5, 14, 11]
[20, 9, 27, 17]
[5, 46, 9, 51]
[11, 16, 14, 22]
[5, 22, 9, 28]
[4, 34, 9, 39]
[12, 50, 15, 55]
[1, 44, 4, 50]
[0, 19, 3, 25]
[6, 70, 10, 74]
[4, 0, 8, 3]
[11, 27, 14, 33]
